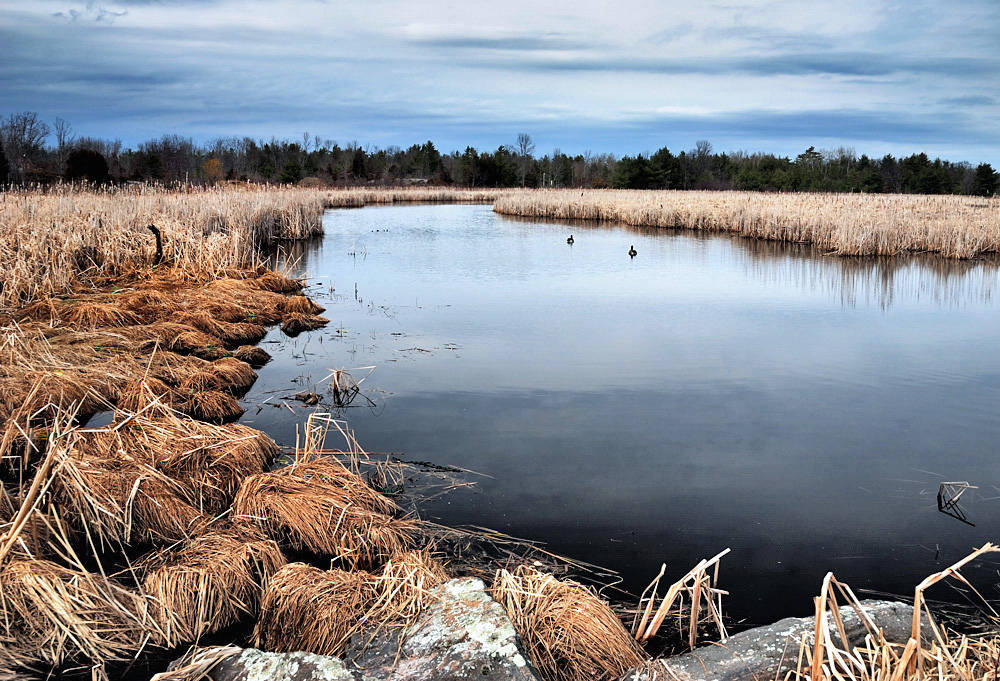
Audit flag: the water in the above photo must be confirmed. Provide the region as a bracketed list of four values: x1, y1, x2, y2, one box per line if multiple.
[240, 203, 1000, 627]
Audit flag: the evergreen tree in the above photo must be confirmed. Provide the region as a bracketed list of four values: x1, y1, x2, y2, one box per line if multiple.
[972, 163, 998, 196]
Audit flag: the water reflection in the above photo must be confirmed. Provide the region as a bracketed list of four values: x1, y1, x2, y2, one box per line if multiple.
[249, 204, 1000, 626]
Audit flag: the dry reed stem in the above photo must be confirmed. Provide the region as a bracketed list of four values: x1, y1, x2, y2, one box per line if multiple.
[0, 558, 166, 668]
[795, 544, 1000, 681]
[491, 565, 645, 681]
[635, 548, 730, 647]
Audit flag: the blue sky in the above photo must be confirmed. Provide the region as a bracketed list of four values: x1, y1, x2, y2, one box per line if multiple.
[1, 0, 998, 162]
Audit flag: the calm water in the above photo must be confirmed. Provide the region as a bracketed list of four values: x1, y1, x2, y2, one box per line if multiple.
[241, 204, 1000, 627]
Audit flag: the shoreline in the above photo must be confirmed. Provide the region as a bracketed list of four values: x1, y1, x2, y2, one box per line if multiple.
[1, 185, 997, 681]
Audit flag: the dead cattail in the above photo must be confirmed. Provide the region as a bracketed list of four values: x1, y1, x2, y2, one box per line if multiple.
[491, 566, 645, 681]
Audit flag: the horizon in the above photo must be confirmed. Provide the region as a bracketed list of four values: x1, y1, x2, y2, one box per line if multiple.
[2, 0, 998, 164]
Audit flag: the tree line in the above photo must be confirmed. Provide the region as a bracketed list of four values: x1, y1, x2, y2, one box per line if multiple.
[1, 111, 997, 196]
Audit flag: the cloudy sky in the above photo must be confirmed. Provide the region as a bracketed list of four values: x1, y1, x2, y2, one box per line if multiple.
[2, 0, 998, 161]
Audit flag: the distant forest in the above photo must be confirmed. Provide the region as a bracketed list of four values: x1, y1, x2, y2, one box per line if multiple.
[1, 111, 997, 196]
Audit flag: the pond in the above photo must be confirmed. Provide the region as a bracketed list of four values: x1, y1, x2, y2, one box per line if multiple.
[241, 203, 1000, 628]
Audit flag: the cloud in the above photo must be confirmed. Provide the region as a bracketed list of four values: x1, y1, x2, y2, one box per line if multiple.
[477, 53, 996, 78]
[0, 0, 997, 162]
[938, 95, 997, 107]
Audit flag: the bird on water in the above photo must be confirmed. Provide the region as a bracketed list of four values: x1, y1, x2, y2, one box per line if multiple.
[567, 235, 574, 244]
[628, 245, 637, 258]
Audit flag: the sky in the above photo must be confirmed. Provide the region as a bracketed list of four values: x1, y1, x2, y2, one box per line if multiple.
[1, 0, 998, 162]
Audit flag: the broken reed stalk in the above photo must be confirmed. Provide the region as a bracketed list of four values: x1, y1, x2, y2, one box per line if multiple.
[907, 543, 1000, 679]
[798, 543, 1000, 681]
[635, 547, 730, 646]
[491, 565, 645, 681]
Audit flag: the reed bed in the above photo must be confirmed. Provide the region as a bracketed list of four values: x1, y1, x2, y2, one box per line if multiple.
[0, 185, 508, 310]
[491, 565, 646, 681]
[493, 189, 1000, 259]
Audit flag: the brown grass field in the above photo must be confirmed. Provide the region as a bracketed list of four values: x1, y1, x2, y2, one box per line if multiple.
[493, 189, 1000, 259]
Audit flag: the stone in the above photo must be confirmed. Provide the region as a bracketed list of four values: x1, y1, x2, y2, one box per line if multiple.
[345, 577, 541, 680]
[619, 599, 921, 681]
[209, 649, 374, 681]
[199, 577, 541, 681]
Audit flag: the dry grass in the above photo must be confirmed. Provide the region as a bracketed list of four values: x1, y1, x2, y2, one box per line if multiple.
[0, 185, 510, 310]
[0, 267, 327, 451]
[0, 558, 166, 669]
[491, 565, 646, 681]
[254, 549, 448, 656]
[233, 345, 271, 368]
[493, 189, 1000, 259]
[232, 456, 416, 567]
[139, 523, 286, 644]
[280, 312, 330, 336]
[254, 562, 378, 656]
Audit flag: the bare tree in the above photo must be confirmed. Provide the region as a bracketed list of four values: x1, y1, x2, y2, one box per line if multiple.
[516, 133, 535, 187]
[1, 112, 51, 182]
[54, 117, 75, 172]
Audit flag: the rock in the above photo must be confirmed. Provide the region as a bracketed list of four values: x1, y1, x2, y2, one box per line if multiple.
[209, 649, 374, 681]
[620, 599, 921, 681]
[198, 577, 541, 681]
[345, 577, 541, 680]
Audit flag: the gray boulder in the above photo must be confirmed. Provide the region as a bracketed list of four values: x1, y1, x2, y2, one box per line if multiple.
[209, 649, 374, 681]
[184, 577, 540, 681]
[620, 599, 920, 681]
[345, 577, 540, 680]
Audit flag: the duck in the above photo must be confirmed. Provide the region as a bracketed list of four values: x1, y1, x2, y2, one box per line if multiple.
[628, 245, 637, 258]
[567, 235, 574, 244]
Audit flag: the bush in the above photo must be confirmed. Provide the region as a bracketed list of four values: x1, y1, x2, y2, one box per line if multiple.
[65, 148, 110, 184]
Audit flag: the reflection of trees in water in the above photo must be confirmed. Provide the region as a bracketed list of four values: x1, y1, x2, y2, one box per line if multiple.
[501, 212, 1000, 310]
